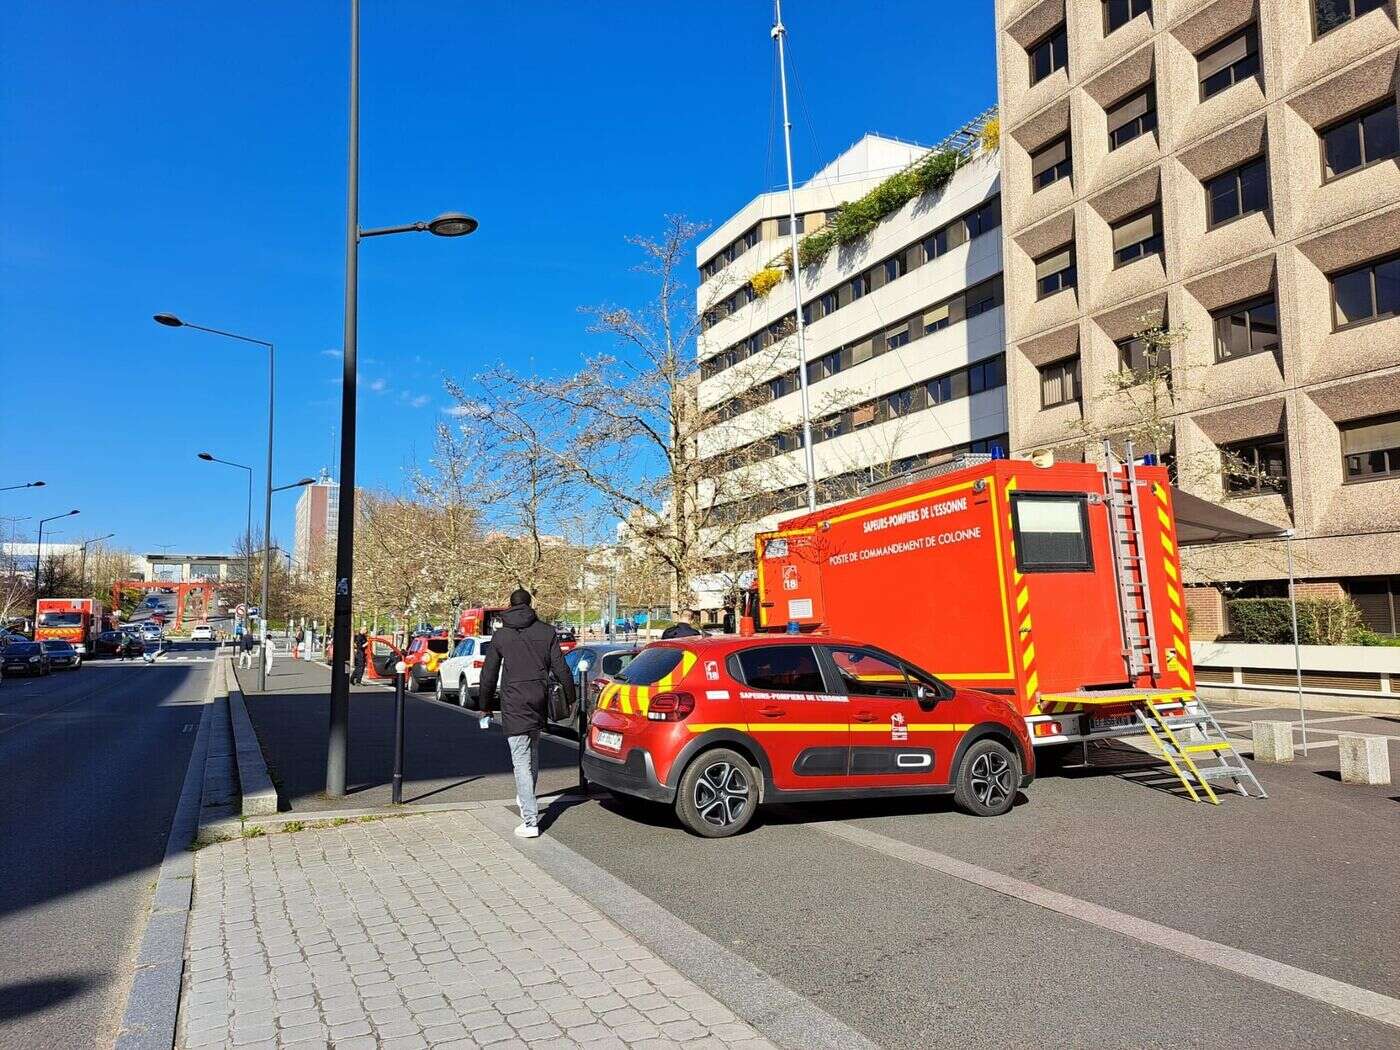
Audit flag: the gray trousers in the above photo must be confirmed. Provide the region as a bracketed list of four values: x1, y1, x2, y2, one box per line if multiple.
[508, 731, 541, 826]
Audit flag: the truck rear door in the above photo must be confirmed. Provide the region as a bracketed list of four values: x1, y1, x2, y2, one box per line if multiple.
[756, 534, 826, 630]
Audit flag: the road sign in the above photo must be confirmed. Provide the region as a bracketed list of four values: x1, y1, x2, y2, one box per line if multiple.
[234, 603, 247, 617]
[248, 606, 260, 617]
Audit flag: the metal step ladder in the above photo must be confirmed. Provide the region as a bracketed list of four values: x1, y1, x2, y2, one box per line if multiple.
[1101, 441, 1158, 679]
[1136, 697, 1268, 803]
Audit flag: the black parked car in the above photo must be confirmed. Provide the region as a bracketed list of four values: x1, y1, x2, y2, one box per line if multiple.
[95, 630, 144, 658]
[2, 641, 51, 677]
[40, 639, 82, 670]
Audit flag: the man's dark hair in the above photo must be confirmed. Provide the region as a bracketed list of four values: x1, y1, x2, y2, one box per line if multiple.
[509, 588, 532, 607]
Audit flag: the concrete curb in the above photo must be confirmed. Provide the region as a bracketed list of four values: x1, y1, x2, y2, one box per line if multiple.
[477, 800, 880, 1050]
[196, 659, 241, 844]
[227, 683, 277, 816]
[114, 662, 219, 1050]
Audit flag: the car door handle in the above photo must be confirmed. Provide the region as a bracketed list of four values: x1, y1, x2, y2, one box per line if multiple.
[759, 706, 785, 718]
[853, 711, 878, 723]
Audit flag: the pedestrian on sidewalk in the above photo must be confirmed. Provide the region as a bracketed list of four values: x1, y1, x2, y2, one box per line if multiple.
[238, 628, 254, 669]
[262, 629, 274, 677]
[478, 588, 575, 839]
[350, 629, 367, 684]
[293, 625, 304, 660]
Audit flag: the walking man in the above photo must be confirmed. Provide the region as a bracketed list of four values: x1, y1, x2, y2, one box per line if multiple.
[478, 588, 575, 839]
[238, 627, 254, 669]
[661, 609, 702, 639]
[350, 629, 368, 685]
[262, 628, 274, 677]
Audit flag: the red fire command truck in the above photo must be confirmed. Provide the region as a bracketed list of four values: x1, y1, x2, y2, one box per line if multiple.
[457, 606, 508, 638]
[749, 454, 1199, 754]
[35, 597, 109, 656]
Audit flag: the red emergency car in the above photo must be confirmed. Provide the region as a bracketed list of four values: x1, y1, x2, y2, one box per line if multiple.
[582, 635, 1033, 837]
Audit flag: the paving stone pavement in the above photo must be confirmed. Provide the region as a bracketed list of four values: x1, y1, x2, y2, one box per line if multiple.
[176, 810, 777, 1049]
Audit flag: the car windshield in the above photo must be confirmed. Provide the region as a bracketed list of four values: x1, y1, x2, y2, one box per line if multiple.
[428, 638, 450, 654]
[37, 611, 83, 627]
[41, 640, 74, 652]
[5, 642, 40, 655]
[615, 646, 685, 685]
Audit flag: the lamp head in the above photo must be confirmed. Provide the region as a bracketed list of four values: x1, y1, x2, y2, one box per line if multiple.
[426, 212, 478, 238]
[31, 481, 45, 488]
[153, 313, 185, 328]
[197, 452, 214, 461]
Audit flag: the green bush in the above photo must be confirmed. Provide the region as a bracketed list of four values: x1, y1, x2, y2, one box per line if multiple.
[1226, 597, 1365, 646]
[794, 148, 965, 270]
[1349, 628, 1400, 647]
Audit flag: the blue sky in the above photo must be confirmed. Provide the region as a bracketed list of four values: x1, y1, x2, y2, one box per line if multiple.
[0, 2, 995, 556]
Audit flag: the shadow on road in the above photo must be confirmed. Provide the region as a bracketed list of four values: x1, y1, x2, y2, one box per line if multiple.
[0, 973, 93, 1022]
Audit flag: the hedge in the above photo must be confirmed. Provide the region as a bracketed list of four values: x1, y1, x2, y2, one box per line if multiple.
[1226, 597, 1364, 645]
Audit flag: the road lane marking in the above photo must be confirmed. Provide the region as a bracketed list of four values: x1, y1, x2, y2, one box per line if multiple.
[822, 820, 1400, 1031]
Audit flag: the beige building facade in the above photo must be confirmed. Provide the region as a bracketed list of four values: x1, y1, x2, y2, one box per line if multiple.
[994, 0, 1400, 636]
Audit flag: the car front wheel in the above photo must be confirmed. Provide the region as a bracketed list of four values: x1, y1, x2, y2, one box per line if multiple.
[953, 738, 1020, 817]
[434, 677, 445, 703]
[674, 748, 757, 838]
[459, 678, 476, 709]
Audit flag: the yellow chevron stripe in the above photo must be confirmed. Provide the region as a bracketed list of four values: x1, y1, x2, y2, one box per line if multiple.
[1170, 609, 1184, 632]
[1157, 507, 1171, 529]
[1166, 581, 1181, 607]
[1016, 588, 1030, 612]
[1160, 534, 1175, 556]
[1163, 559, 1178, 582]
[1020, 613, 1033, 633]
[1021, 643, 1036, 670]
[1026, 670, 1039, 696]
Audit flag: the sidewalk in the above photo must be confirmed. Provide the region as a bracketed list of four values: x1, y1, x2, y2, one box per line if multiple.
[232, 659, 583, 812]
[177, 808, 779, 1050]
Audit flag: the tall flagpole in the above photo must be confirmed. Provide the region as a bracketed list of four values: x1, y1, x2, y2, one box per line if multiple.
[773, 0, 817, 512]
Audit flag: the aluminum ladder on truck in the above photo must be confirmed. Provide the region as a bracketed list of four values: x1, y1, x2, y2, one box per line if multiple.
[1100, 441, 1157, 678]
[1136, 698, 1268, 802]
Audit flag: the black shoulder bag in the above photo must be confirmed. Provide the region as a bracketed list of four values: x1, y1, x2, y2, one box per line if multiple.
[521, 629, 571, 722]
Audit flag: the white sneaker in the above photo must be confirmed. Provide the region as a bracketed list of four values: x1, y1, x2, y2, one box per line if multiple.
[513, 824, 540, 839]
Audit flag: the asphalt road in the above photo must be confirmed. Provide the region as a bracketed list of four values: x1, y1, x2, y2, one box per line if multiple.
[545, 736, 1400, 1049]
[0, 643, 211, 1049]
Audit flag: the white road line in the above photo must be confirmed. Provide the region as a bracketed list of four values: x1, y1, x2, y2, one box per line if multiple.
[823, 821, 1400, 1031]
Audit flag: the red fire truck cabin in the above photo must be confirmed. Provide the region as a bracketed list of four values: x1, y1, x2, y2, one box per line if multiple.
[35, 597, 109, 656]
[753, 454, 1195, 749]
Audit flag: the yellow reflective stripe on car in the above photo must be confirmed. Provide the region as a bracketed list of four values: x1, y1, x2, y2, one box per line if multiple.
[850, 723, 972, 732]
[685, 721, 974, 735]
[596, 650, 699, 715]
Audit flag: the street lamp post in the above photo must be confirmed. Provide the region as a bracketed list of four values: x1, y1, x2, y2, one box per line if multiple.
[325, 0, 479, 797]
[1, 481, 45, 492]
[197, 453, 254, 627]
[33, 509, 79, 622]
[78, 532, 116, 590]
[154, 314, 275, 690]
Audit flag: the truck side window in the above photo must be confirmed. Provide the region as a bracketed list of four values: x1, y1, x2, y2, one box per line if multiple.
[736, 646, 825, 693]
[827, 647, 914, 699]
[1011, 493, 1093, 572]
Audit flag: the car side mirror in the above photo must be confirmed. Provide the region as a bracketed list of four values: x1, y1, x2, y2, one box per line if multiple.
[916, 684, 938, 710]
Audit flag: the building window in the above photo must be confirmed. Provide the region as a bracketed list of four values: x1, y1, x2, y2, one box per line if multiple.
[1213, 295, 1279, 362]
[1035, 245, 1076, 299]
[1040, 357, 1081, 408]
[966, 197, 1002, 238]
[1221, 435, 1289, 497]
[1111, 207, 1163, 267]
[1107, 86, 1156, 150]
[1322, 99, 1399, 180]
[1331, 255, 1400, 328]
[1031, 136, 1072, 190]
[1342, 413, 1400, 482]
[1117, 333, 1169, 378]
[885, 322, 911, 350]
[1314, 0, 1387, 36]
[1197, 25, 1260, 101]
[1029, 23, 1068, 85]
[1206, 156, 1269, 227]
[1345, 575, 1400, 635]
[1104, 0, 1151, 34]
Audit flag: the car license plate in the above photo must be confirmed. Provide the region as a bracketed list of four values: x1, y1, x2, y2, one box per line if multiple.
[1090, 713, 1136, 733]
[595, 729, 623, 751]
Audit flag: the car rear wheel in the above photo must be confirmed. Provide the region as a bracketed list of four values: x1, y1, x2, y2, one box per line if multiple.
[953, 738, 1020, 817]
[675, 748, 757, 838]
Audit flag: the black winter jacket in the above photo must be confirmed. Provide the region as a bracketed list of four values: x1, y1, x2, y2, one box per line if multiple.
[660, 622, 701, 639]
[478, 604, 576, 736]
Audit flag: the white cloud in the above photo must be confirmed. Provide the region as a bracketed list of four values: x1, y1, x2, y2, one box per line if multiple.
[367, 377, 388, 393]
[320, 348, 341, 358]
[442, 400, 488, 419]
[404, 394, 430, 409]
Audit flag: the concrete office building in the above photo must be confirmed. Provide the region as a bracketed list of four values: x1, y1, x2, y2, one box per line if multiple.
[993, 0, 1400, 636]
[691, 122, 1009, 617]
[292, 470, 339, 574]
